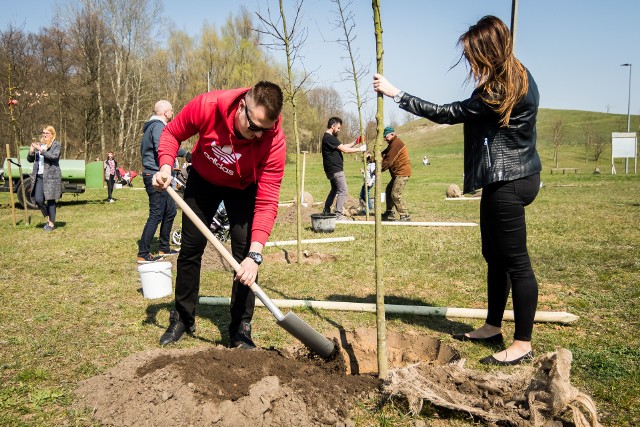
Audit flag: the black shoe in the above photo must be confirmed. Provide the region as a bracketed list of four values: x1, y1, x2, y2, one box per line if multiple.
[159, 311, 195, 346]
[230, 321, 256, 349]
[479, 351, 534, 366]
[452, 332, 504, 345]
[158, 248, 180, 256]
[381, 212, 397, 221]
[399, 215, 411, 222]
[137, 253, 164, 264]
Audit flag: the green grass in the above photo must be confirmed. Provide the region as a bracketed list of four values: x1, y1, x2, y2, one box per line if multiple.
[1, 109, 639, 425]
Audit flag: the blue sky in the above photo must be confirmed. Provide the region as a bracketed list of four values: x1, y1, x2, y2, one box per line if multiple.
[3, 0, 639, 128]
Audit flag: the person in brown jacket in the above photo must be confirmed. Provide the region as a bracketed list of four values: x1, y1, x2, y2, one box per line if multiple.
[381, 126, 411, 221]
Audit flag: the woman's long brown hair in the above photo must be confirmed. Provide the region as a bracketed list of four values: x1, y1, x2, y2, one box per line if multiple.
[458, 16, 528, 127]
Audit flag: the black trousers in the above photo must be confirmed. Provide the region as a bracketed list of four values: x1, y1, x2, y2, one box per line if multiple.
[33, 175, 56, 222]
[137, 174, 177, 256]
[480, 174, 540, 342]
[175, 169, 257, 338]
[106, 174, 115, 199]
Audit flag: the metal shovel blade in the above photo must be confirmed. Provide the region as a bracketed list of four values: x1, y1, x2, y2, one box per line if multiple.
[276, 311, 335, 359]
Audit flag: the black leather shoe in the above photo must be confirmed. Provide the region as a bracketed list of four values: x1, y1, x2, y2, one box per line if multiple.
[479, 351, 534, 366]
[159, 311, 195, 346]
[230, 321, 256, 349]
[452, 332, 504, 345]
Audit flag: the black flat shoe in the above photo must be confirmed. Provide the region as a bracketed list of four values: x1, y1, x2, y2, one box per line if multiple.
[452, 332, 504, 345]
[479, 351, 534, 366]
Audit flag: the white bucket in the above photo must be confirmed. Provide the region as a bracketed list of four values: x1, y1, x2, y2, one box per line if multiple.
[137, 262, 173, 299]
[381, 192, 386, 203]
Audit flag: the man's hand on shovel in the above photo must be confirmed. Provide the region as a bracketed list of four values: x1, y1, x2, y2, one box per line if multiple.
[155, 165, 262, 287]
[152, 164, 173, 190]
[237, 246, 262, 287]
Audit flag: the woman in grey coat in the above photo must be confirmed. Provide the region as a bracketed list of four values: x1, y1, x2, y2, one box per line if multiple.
[28, 125, 62, 231]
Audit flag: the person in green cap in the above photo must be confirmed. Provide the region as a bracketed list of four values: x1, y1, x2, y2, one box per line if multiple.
[381, 126, 411, 221]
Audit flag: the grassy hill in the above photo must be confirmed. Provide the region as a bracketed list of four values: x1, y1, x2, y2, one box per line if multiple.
[397, 108, 637, 173]
[279, 108, 639, 205]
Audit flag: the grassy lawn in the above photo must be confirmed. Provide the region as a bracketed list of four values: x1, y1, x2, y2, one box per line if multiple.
[1, 111, 639, 425]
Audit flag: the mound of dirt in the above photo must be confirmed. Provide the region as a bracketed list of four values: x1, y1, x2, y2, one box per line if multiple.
[75, 345, 380, 427]
[74, 325, 600, 426]
[277, 202, 319, 225]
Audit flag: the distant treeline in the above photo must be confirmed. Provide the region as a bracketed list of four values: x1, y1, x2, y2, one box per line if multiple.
[0, 1, 376, 168]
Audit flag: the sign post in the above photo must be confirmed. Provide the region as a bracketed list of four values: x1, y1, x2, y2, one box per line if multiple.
[611, 132, 637, 174]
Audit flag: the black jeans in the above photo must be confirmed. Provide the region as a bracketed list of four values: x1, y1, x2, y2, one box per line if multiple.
[480, 174, 540, 342]
[137, 174, 177, 256]
[33, 175, 56, 222]
[174, 169, 257, 338]
[106, 174, 115, 199]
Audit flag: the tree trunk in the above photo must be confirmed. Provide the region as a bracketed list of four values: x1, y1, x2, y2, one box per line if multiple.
[372, 0, 388, 380]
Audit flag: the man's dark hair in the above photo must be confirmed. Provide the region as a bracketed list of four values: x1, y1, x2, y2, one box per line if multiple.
[327, 117, 342, 129]
[247, 81, 284, 121]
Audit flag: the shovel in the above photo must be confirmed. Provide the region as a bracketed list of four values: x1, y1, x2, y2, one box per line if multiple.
[166, 186, 335, 358]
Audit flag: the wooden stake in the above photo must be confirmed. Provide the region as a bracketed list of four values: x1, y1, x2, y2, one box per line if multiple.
[5, 144, 17, 226]
[16, 150, 29, 225]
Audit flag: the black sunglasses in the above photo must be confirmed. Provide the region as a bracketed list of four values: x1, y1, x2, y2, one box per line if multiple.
[244, 102, 273, 132]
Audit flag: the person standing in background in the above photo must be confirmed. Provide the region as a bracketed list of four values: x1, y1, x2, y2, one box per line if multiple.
[321, 117, 366, 219]
[28, 125, 61, 231]
[359, 153, 376, 213]
[380, 127, 412, 221]
[103, 151, 119, 203]
[137, 100, 178, 264]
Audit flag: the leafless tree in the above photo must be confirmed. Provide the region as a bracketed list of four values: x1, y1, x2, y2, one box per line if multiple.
[38, 25, 76, 157]
[551, 118, 566, 168]
[99, 0, 162, 155]
[306, 86, 343, 152]
[66, 0, 110, 161]
[0, 26, 37, 152]
[592, 134, 607, 164]
[331, 0, 372, 216]
[256, 0, 312, 263]
[583, 116, 593, 164]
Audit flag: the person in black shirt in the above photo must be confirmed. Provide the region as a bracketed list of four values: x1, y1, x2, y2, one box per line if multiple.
[321, 117, 365, 219]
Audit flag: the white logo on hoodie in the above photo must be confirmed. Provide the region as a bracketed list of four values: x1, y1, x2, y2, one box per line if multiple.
[210, 142, 241, 165]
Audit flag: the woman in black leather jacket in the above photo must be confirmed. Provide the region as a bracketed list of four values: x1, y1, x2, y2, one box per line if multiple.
[374, 15, 541, 366]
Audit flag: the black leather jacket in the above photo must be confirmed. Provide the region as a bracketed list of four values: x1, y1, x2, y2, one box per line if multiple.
[397, 69, 541, 193]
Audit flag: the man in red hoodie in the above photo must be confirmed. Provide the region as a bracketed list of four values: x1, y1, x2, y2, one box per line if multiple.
[152, 81, 285, 349]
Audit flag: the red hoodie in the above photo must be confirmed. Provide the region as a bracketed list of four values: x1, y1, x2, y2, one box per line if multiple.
[157, 88, 286, 246]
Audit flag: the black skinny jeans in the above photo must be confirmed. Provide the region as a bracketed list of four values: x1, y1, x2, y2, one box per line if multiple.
[33, 174, 56, 222]
[106, 174, 115, 199]
[175, 169, 257, 338]
[480, 173, 540, 342]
